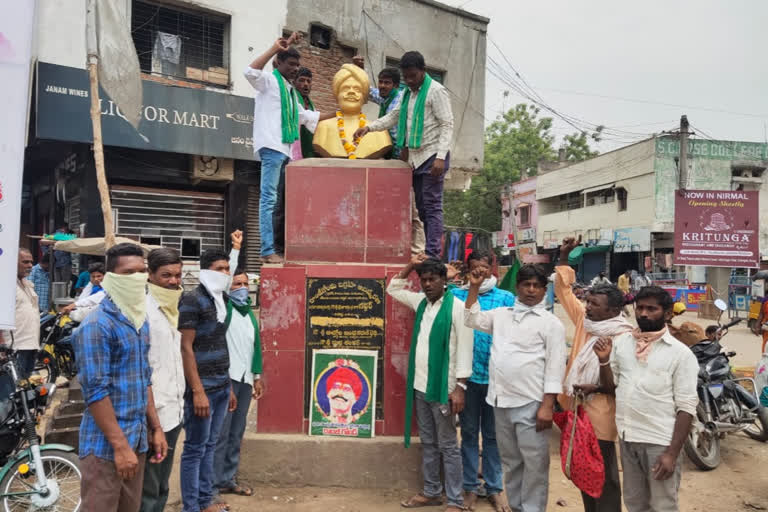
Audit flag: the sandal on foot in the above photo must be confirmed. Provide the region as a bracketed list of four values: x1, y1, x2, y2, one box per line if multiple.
[219, 484, 253, 497]
[401, 492, 443, 508]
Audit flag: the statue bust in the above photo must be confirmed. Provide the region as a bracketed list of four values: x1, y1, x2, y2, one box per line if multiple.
[313, 64, 392, 159]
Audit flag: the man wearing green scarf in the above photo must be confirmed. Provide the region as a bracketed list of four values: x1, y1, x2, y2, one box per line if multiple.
[244, 32, 333, 263]
[352, 56, 404, 160]
[213, 232, 264, 499]
[356, 51, 454, 259]
[387, 255, 473, 511]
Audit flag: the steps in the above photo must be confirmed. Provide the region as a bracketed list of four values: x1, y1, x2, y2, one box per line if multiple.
[44, 378, 84, 450]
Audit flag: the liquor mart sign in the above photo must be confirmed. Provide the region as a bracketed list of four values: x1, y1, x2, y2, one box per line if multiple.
[674, 190, 759, 268]
[36, 61, 256, 160]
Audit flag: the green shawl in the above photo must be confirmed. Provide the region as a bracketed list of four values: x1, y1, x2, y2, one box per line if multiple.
[404, 290, 454, 447]
[300, 96, 315, 158]
[273, 69, 300, 144]
[378, 85, 403, 118]
[225, 298, 263, 375]
[396, 74, 433, 150]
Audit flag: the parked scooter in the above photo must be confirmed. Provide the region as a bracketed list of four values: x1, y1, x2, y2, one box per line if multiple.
[684, 305, 768, 470]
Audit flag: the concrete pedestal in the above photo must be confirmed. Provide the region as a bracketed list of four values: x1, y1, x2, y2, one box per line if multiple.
[258, 158, 417, 437]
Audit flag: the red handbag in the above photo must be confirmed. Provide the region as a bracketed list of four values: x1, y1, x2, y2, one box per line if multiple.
[553, 394, 605, 498]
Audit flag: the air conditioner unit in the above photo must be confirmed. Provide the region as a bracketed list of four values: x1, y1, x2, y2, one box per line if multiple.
[190, 155, 234, 183]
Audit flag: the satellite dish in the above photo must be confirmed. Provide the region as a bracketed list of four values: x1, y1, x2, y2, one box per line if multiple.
[714, 299, 727, 312]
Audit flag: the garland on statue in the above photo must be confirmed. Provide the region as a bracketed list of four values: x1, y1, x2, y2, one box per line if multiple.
[336, 111, 367, 159]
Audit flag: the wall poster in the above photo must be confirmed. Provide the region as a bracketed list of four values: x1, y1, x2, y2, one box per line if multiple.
[309, 349, 377, 438]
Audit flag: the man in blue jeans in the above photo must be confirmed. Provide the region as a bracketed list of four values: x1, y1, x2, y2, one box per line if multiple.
[179, 249, 237, 512]
[450, 249, 515, 511]
[244, 32, 332, 264]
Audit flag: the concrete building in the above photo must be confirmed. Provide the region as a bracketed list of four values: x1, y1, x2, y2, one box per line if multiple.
[500, 175, 538, 258]
[535, 135, 768, 288]
[27, 0, 290, 279]
[285, 0, 489, 190]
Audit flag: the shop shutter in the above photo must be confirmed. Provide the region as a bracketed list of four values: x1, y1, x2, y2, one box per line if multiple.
[110, 184, 225, 261]
[245, 185, 262, 274]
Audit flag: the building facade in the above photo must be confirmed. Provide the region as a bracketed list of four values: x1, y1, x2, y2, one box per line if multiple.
[534, 135, 768, 284]
[500, 175, 538, 259]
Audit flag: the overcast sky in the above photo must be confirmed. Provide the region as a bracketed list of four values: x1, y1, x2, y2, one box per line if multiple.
[443, 0, 768, 152]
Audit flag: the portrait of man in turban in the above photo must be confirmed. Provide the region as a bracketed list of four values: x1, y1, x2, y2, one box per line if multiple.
[313, 357, 372, 427]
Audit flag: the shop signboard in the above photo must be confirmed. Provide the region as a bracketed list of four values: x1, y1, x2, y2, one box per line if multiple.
[613, 227, 651, 252]
[36, 61, 256, 160]
[674, 190, 759, 268]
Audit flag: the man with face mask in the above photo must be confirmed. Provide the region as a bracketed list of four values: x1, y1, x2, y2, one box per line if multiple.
[213, 231, 264, 499]
[594, 287, 699, 512]
[179, 245, 238, 512]
[74, 243, 168, 512]
[140, 248, 185, 512]
[555, 237, 633, 512]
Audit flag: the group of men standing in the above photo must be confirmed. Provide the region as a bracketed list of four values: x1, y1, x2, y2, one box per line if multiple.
[390, 237, 698, 512]
[245, 32, 453, 264]
[70, 231, 262, 512]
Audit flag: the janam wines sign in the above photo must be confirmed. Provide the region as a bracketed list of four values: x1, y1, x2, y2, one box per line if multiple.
[674, 190, 759, 268]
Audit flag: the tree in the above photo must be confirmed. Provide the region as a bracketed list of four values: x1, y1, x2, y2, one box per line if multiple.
[443, 103, 600, 233]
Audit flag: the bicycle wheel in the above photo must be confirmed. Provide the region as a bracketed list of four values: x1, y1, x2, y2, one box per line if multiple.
[0, 449, 81, 511]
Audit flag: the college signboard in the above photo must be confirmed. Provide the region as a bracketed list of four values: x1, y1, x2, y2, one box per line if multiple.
[674, 190, 760, 268]
[309, 349, 377, 438]
[36, 61, 256, 160]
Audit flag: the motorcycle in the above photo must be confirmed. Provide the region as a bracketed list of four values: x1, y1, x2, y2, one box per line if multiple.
[0, 345, 81, 511]
[37, 313, 78, 384]
[684, 317, 768, 470]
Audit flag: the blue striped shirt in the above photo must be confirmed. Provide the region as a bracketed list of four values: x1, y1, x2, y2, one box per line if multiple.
[28, 264, 50, 313]
[74, 296, 151, 460]
[451, 286, 516, 384]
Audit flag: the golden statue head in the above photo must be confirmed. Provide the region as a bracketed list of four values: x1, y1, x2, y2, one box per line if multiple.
[332, 64, 369, 114]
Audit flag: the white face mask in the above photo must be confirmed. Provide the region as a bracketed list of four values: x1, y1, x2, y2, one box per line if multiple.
[199, 270, 230, 323]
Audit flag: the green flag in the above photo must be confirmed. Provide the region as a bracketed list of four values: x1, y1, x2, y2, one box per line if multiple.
[499, 258, 521, 293]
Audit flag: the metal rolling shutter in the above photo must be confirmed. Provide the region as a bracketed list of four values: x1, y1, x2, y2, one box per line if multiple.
[245, 185, 262, 274]
[110, 185, 225, 269]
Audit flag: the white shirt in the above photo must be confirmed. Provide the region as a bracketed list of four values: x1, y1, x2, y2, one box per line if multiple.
[243, 66, 320, 159]
[2, 281, 40, 350]
[464, 301, 567, 408]
[146, 293, 185, 432]
[610, 330, 699, 446]
[386, 278, 473, 394]
[226, 307, 257, 385]
[367, 80, 454, 169]
[70, 291, 106, 323]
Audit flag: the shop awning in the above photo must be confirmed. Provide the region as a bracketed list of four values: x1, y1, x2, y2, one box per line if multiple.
[568, 244, 611, 265]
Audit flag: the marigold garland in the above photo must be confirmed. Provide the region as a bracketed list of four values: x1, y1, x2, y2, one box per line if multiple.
[337, 111, 367, 159]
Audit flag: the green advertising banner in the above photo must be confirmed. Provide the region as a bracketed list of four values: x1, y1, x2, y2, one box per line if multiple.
[309, 349, 378, 438]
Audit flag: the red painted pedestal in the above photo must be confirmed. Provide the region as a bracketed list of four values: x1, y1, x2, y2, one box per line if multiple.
[257, 159, 416, 436]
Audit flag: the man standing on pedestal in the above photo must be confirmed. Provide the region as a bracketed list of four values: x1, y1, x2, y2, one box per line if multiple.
[357, 51, 454, 259]
[244, 32, 332, 264]
[449, 250, 515, 512]
[294, 67, 315, 159]
[387, 256, 473, 512]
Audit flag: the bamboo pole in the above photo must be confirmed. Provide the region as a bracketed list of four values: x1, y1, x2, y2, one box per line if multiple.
[86, 0, 116, 250]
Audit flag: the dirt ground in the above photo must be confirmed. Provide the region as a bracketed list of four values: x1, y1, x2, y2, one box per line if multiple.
[164, 305, 768, 512]
[165, 431, 768, 511]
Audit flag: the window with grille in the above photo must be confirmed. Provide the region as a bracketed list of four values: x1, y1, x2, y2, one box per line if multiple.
[616, 187, 628, 211]
[131, 1, 230, 87]
[385, 58, 445, 83]
[518, 205, 531, 227]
